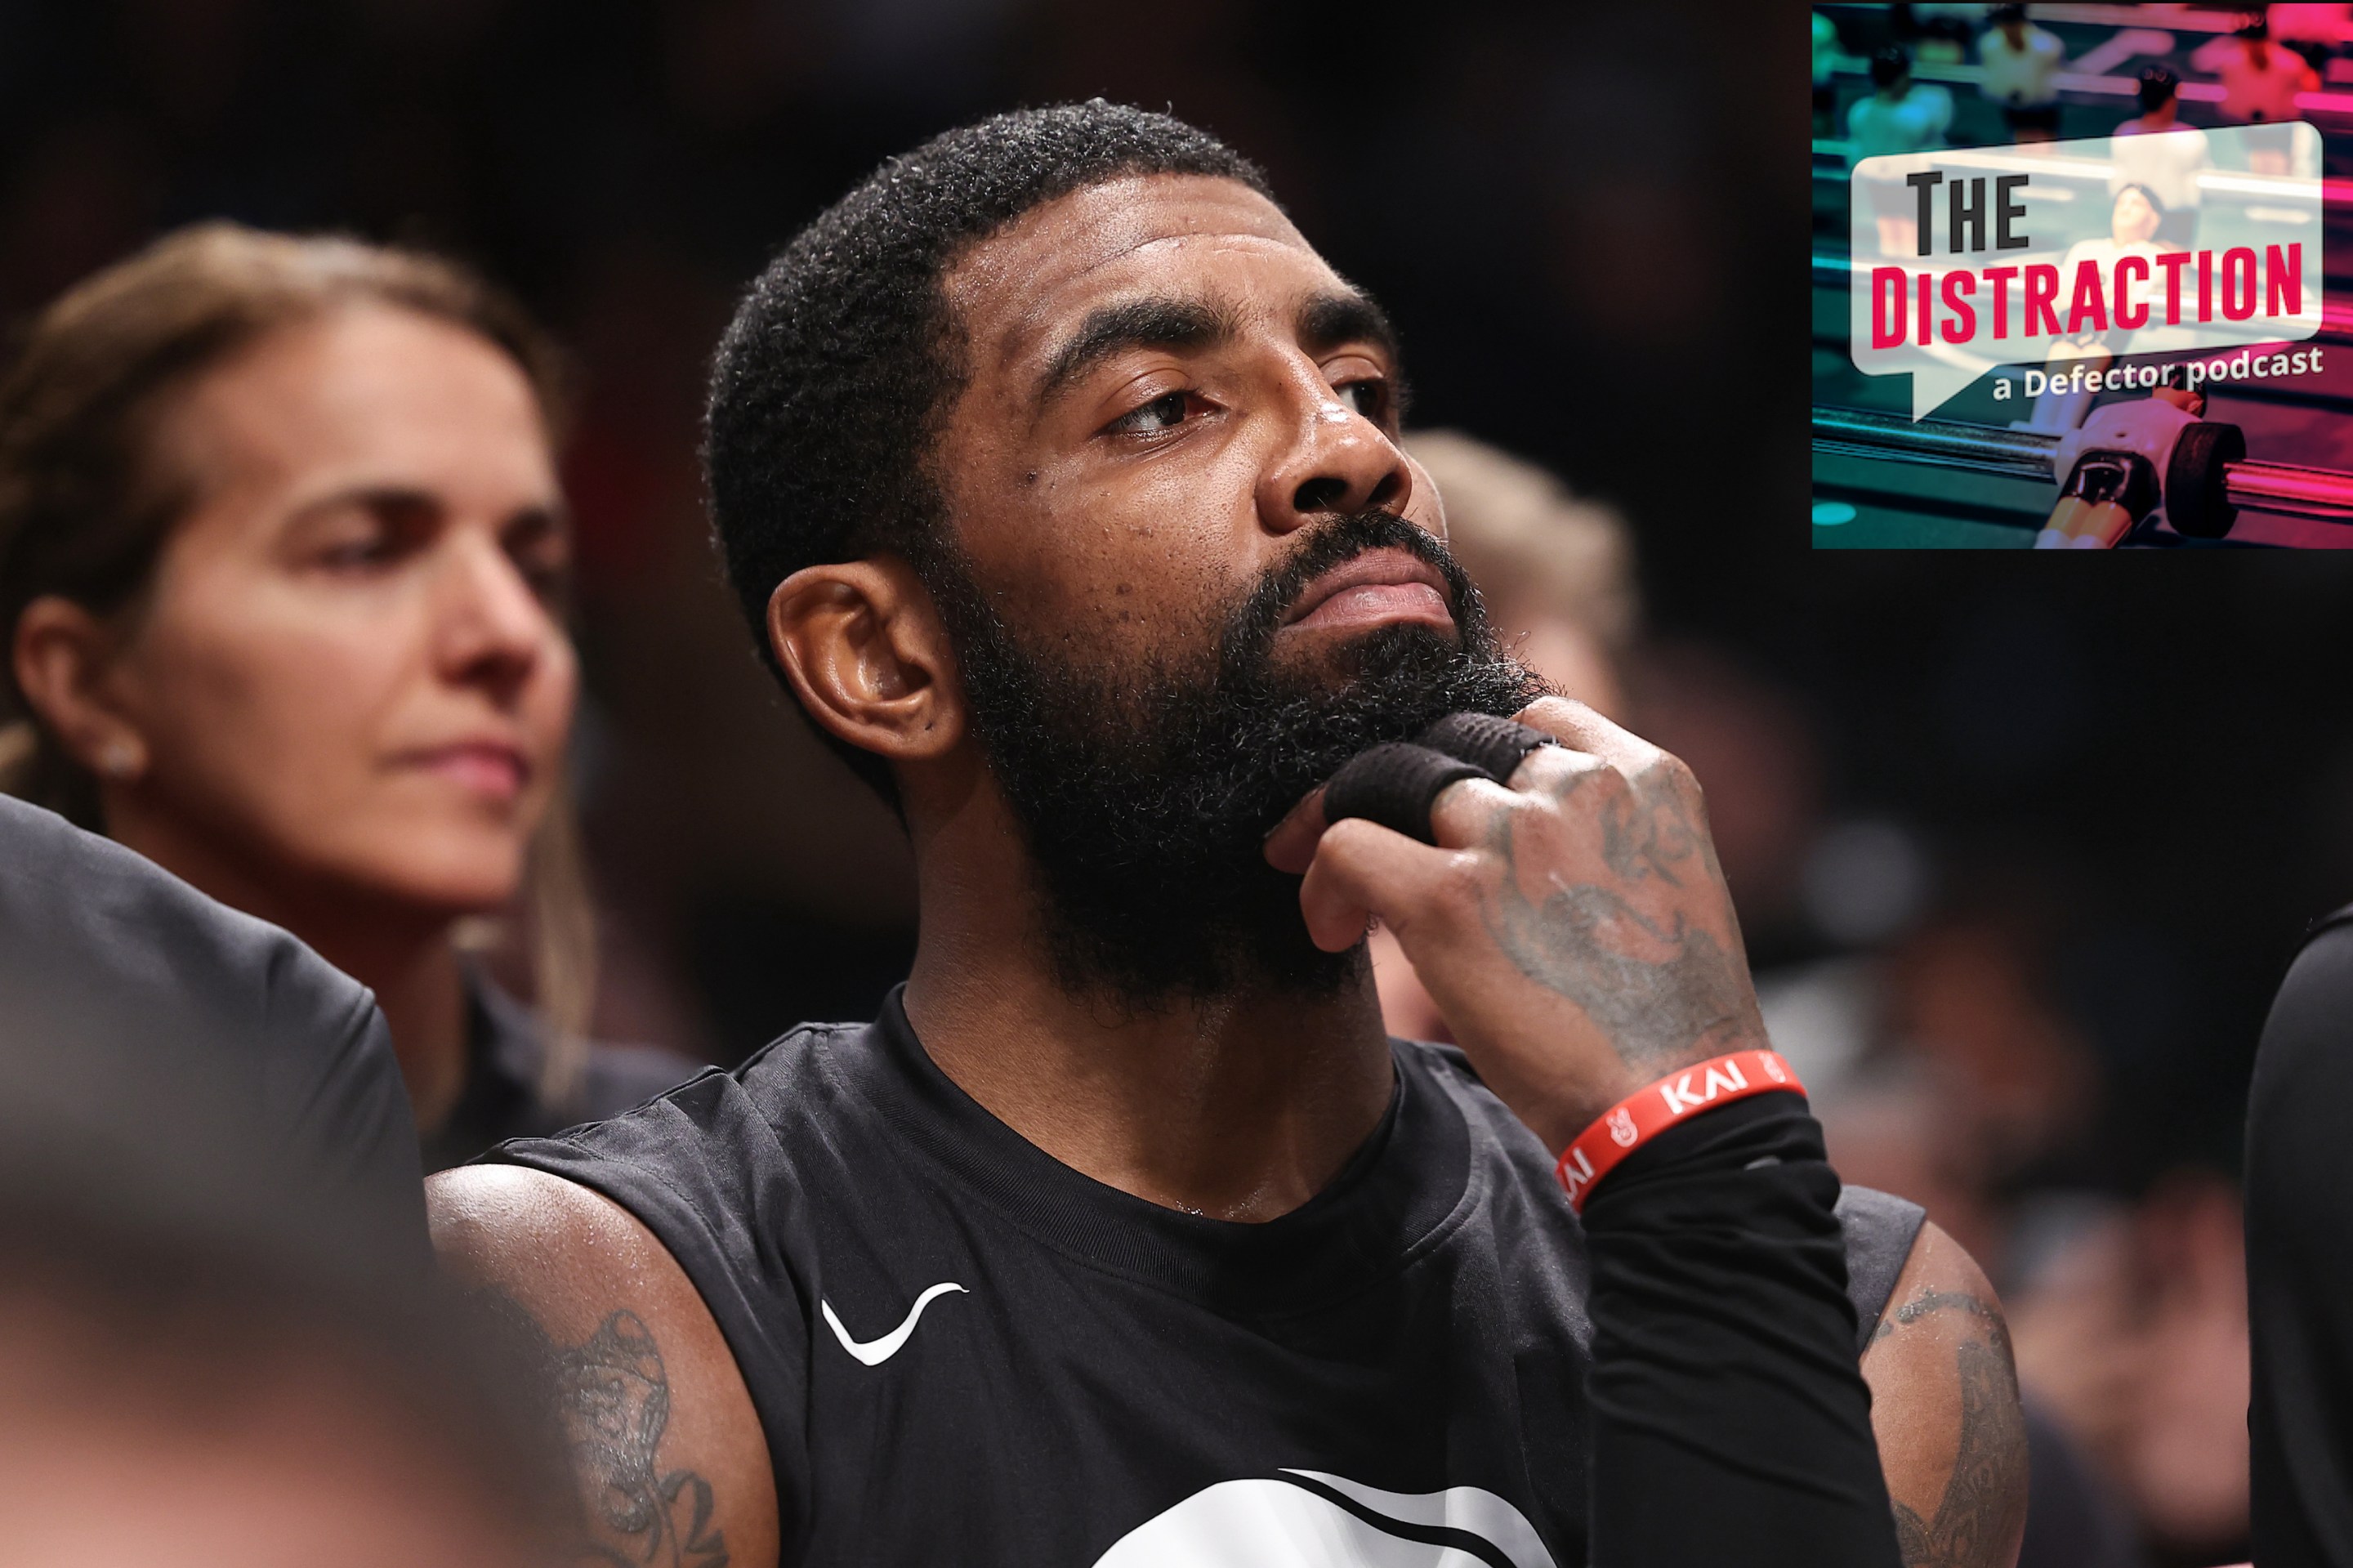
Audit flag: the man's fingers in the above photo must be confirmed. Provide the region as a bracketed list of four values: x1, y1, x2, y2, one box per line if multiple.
[1264, 786, 1328, 875]
[1423, 773, 1530, 851]
[1266, 737, 1487, 874]
[1268, 711, 1569, 873]
[1269, 700, 1646, 879]
[1511, 695, 1659, 775]
[1302, 775, 1516, 949]
[1297, 816, 1456, 951]
[1323, 743, 1487, 843]
[1418, 712, 1556, 785]
[1494, 738, 1615, 810]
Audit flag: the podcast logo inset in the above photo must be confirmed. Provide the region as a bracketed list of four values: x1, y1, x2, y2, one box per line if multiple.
[1846, 125, 2324, 420]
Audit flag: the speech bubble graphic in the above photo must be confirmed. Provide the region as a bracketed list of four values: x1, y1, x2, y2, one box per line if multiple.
[1847, 125, 2324, 421]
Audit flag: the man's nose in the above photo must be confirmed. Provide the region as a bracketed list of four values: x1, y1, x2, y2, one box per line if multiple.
[1257, 389, 1411, 533]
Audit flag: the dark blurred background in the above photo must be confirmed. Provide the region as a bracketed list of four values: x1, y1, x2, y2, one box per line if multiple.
[4, 2, 2338, 1557]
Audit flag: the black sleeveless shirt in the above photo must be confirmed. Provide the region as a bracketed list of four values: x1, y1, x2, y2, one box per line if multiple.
[489, 988, 1923, 1567]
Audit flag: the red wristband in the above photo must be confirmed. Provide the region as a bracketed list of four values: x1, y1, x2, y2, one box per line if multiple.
[1554, 1048, 1806, 1214]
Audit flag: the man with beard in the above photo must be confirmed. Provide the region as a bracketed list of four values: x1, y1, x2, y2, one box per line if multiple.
[429, 103, 2026, 1567]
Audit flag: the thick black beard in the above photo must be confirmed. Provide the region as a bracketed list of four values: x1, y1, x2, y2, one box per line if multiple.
[923, 511, 1550, 1008]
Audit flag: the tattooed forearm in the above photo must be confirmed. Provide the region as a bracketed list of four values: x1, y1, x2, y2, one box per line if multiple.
[1882, 1291, 2029, 1568]
[480, 1292, 730, 1568]
[1480, 780, 1759, 1077]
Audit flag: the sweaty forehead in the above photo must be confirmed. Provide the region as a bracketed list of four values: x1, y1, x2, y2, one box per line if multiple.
[944, 173, 1333, 385]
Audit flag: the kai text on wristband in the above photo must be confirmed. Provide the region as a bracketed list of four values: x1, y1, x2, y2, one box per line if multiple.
[1554, 1048, 1806, 1214]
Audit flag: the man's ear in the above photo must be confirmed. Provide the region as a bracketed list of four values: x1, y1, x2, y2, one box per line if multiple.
[11, 595, 150, 783]
[767, 556, 962, 768]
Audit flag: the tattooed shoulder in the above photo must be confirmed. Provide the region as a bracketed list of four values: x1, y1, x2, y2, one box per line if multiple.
[1873, 1289, 2010, 1348]
[1867, 1266, 2029, 1568]
[426, 1168, 775, 1565]
[480, 1290, 732, 1568]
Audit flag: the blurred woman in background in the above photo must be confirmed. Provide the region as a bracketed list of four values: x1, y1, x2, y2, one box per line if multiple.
[1368, 431, 1639, 1046]
[0, 222, 694, 1169]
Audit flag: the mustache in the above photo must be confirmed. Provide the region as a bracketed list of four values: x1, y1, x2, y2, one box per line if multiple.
[1218, 511, 1480, 677]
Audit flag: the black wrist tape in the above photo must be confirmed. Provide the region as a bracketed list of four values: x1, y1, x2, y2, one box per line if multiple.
[1417, 713, 1556, 783]
[1321, 743, 1487, 844]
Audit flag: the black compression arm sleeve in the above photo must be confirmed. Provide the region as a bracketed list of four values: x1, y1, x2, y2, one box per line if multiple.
[1582, 1091, 1902, 1568]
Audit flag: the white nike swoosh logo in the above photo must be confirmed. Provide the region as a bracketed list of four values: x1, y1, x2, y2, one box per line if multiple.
[819, 1282, 967, 1365]
[1092, 1473, 1557, 1567]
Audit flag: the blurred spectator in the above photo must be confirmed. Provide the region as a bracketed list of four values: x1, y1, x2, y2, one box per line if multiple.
[1627, 641, 1829, 971]
[0, 223, 698, 1170]
[2007, 1173, 2251, 1566]
[0, 1079, 565, 1567]
[1802, 897, 2102, 1271]
[1851, 47, 1956, 256]
[2113, 69, 2210, 252]
[1884, 905, 2101, 1201]
[2194, 20, 2320, 173]
[1368, 431, 1637, 1044]
[1408, 429, 1639, 719]
[1814, 1053, 2007, 1266]
[1980, 4, 2066, 144]
[2021, 1397, 2156, 1568]
[0, 789, 426, 1271]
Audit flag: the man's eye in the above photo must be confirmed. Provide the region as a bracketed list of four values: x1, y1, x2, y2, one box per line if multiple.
[1109, 390, 1194, 435]
[1337, 380, 1387, 419]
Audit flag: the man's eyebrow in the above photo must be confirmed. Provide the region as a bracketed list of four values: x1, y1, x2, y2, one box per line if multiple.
[1033, 296, 1241, 411]
[1297, 290, 1400, 362]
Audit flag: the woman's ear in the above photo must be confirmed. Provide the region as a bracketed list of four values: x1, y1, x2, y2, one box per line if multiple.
[767, 556, 962, 771]
[11, 595, 150, 783]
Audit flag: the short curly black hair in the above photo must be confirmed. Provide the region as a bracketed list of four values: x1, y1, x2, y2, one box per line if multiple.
[704, 101, 1275, 802]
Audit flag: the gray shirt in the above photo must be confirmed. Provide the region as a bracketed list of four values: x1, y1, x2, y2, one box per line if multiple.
[0, 793, 427, 1266]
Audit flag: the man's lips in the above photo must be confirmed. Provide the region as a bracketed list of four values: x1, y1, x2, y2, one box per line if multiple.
[1279, 547, 1454, 634]
[395, 740, 531, 802]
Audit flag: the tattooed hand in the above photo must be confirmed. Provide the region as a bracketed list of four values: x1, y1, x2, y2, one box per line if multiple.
[1265, 695, 1765, 1152]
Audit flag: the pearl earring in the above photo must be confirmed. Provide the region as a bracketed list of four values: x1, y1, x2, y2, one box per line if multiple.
[97, 742, 139, 780]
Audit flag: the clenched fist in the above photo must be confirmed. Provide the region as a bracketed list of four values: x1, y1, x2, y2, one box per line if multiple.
[1264, 696, 1769, 1155]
